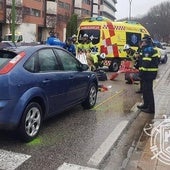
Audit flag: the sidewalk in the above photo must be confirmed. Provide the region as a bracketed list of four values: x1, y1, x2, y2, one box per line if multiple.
[126, 59, 170, 170]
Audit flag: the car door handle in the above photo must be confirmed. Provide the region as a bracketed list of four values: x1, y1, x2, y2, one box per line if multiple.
[42, 79, 51, 83]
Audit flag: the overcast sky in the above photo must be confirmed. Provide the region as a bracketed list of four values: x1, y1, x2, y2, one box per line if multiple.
[115, 0, 169, 20]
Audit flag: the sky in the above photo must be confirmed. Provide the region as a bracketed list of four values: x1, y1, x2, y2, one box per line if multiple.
[115, 0, 169, 20]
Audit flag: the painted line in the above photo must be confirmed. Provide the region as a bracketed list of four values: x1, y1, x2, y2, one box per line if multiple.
[87, 120, 129, 168]
[0, 149, 31, 170]
[57, 162, 98, 170]
[93, 89, 125, 109]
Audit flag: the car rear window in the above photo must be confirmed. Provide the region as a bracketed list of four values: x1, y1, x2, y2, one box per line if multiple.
[0, 50, 17, 69]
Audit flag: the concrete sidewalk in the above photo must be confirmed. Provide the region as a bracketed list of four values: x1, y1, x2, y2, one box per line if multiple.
[126, 60, 170, 170]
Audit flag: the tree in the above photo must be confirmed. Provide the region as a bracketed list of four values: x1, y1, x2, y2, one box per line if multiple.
[137, 1, 170, 42]
[66, 14, 78, 38]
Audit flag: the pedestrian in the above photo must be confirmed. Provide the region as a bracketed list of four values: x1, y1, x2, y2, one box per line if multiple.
[137, 36, 159, 114]
[46, 30, 64, 47]
[63, 37, 76, 56]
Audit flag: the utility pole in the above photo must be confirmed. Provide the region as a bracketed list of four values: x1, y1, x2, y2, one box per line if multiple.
[11, 0, 16, 43]
[129, 0, 132, 20]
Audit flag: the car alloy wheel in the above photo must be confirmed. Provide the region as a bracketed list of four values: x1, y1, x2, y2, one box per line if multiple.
[82, 83, 97, 109]
[18, 102, 42, 142]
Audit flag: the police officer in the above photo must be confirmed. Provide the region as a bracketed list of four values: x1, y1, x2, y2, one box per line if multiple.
[137, 36, 159, 114]
[63, 37, 76, 56]
[46, 30, 64, 47]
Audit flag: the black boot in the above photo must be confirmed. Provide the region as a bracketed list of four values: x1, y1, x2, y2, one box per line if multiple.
[140, 108, 155, 114]
[137, 104, 148, 109]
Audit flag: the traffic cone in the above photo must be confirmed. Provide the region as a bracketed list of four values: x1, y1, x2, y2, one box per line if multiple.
[110, 72, 119, 80]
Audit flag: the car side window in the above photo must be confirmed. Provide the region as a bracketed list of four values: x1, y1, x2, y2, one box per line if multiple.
[54, 49, 79, 71]
[24, 49, 60, 73]
[24, 55, 36, 72]
[38, 49, 60, 72]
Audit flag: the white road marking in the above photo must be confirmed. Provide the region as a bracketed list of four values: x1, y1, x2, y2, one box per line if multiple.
[87, 120, 129, 167]
[0, 149, 31, 170]
[57, 162, 98, 170]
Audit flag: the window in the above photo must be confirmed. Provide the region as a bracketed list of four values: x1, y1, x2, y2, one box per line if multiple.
[23, 7, 41, 17]
[54, 49, 79, 71]
[38, 49, 59, 72]
[58, 1, 64, 8]
[24, 54, 37, 72]
[24, 49, 60, 73]
[65, 3, 70, 10]
[78, 29, 100, 45]
[82, 0, 91, 5]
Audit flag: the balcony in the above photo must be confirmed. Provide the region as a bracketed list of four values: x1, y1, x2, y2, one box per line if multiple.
[46, 1, 57, 15]
[6, 0, 22, 7]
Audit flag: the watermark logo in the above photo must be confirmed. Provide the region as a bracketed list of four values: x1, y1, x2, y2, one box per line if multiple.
[144, 115, 170, 165]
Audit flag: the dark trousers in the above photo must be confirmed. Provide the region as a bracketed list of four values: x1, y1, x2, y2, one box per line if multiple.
[142, 79, 155, 112]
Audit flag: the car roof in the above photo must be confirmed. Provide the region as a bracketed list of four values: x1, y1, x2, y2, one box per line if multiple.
[0, 44, 64, 54]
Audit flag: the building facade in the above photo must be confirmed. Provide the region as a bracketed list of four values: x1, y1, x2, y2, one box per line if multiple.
[0, 0, 117, 42]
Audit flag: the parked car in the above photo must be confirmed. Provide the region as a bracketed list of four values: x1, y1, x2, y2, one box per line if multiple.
[153, 40, 168, 64]
[0, 44, 98, 142]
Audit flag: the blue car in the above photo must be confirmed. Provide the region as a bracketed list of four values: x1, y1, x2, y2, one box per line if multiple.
[0, 44, 98, 142]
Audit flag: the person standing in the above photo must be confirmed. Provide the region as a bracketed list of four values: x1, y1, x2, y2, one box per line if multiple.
[137, 36, 159, 114]
[63, 37, 76, 56]
[46, 30, 64, 47]
[77, 34, 93, 51]
[123, 44, 136, 66]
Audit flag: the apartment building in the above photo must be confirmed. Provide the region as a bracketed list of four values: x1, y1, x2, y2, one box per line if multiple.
[100, 0, 117, 21]
[0, 0, 117, 42]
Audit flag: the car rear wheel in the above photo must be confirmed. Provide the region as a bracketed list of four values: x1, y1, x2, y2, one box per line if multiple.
[109, 60, 120, 72]
[18, 102, 42, 142]
[82, 83, 97, 109]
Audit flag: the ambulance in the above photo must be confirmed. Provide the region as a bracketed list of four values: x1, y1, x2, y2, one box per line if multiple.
[77, 16, 150, 71]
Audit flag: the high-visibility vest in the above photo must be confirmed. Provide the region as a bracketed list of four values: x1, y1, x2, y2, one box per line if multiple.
[139, 46, 159, 80]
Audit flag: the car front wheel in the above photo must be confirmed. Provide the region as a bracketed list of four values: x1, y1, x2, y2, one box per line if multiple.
[82, 83, 97, 109]
[18, 102, 42, 142]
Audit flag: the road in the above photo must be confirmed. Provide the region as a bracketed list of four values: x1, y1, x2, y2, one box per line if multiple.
[0, 48, 169, 170]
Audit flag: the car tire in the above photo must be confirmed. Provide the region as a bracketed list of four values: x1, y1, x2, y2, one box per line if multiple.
[109, 60, 120, 72]
[162, 54, 168, 64]
[18, 102, 42, 142]
[82, 83, 97, 109]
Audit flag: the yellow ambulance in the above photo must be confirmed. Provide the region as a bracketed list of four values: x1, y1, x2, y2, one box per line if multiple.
[77, 16, 150, 71]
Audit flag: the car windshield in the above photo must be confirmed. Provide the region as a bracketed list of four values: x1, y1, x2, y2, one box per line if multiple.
[78, 29, 100, 45]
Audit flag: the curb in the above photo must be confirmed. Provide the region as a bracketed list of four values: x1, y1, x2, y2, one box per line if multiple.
[87, 103, 141, 168]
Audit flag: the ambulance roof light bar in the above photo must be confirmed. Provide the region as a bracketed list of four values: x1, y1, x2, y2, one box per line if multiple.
[82, 16, 112, 22]
[124, 21, 140, 25]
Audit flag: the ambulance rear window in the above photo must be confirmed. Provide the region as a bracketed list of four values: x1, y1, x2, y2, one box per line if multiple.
[78, 30, 100, 45]
[126, 32, 141, 47]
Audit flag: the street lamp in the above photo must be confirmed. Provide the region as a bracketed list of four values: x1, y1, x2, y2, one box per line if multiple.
[129, 0, 132, 20]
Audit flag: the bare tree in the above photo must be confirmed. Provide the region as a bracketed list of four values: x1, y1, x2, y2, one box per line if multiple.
[137, 1, 170, 42]
[6, 7, 22, 32]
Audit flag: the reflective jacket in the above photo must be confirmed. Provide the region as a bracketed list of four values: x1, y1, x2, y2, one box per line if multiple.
[139, 46, 159, 80]
[77, 42, 93, 51]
